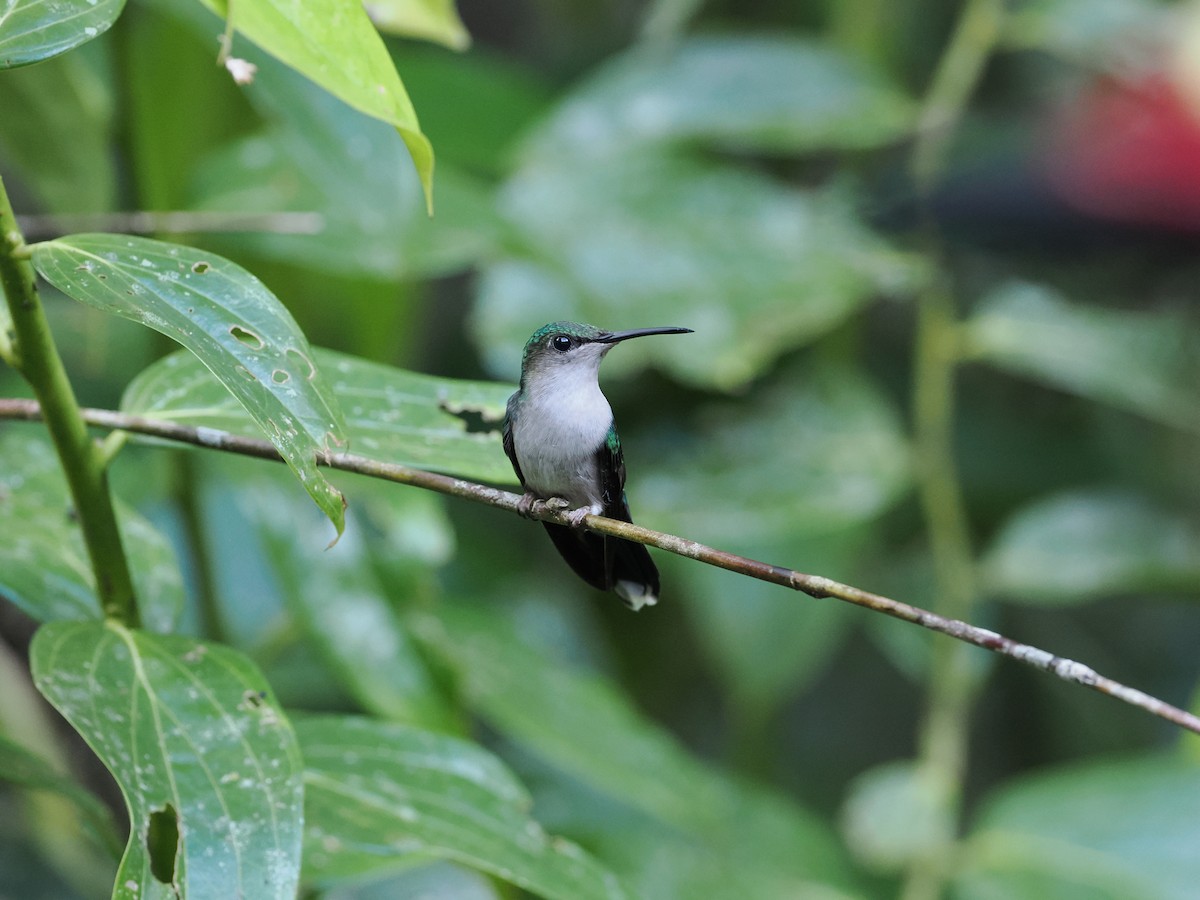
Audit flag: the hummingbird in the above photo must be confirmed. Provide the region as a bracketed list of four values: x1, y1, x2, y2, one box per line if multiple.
[503, 321, 693, 610]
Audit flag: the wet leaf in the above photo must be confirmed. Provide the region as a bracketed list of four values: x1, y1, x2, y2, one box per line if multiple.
[521, 34, 915, 162]
[963, 282, 1200, 433]
[473, 157, 925, 390]
[121, 347, 515, 485]
[31, 235, 349, 535]
[981, 489, 1200, 604]
[298, 716, 627, 899]
[31, 621, 304, 900]
[0, 0, 124, 69]
[0, 430, 183, 632]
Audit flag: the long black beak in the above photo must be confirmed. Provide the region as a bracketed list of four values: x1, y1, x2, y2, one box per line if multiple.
[596, 326, 693, 344]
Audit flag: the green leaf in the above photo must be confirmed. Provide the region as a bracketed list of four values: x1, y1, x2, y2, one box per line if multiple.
[643, 362, 912, 546]
[1004, 0, 1161, 60]
[473, 158, 925, 390]
[963, 282, 1200, 433]
[636, 363, 910, 708]
[30, 621, 304, 900]
[0, 734, 123, 858]
[121, 0, 253, 211]
[239, 478, 456, 731]
[0, 0, 124, 68]
[0, 430, 183, 632]
[31, 235, 349, 535]
[366, 0, 470, 49]
[521, 34, 915, 162]
[390, 45, 553, 175]
[956, 754, 1200, 899]
[840, 760, 947, 873]
[981, 489, 1200, 605]
[320, 863, 500, 899]
[297, 716, 628, 899]
[196, 0, 434, 210]
[121, 347, 515, 485]
[0, 49, 115, 212]
[189, 49, 499, 279]
[412, 604, 858, 894]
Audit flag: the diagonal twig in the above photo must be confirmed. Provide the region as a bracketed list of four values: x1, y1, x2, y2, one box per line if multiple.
[1, 396, 1198, 736]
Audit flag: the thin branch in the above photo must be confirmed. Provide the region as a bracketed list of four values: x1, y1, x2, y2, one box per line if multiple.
[1, 397, 1197, 737]
[15, 211, 324, 242]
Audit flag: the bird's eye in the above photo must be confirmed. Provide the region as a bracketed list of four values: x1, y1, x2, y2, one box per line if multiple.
[551, 335, 572, 352]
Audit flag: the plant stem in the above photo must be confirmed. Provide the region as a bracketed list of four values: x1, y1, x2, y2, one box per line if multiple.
[903, 1, 1004, 897]
[0, 175, 140, 627]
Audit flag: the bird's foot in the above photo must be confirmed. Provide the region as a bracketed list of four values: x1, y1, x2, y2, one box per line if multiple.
[564, 504, 594, 528]
[516, 491, 540, 518]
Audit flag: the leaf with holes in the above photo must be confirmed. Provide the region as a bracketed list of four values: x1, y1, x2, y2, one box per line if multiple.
[31, 234, 348, 536]
[297, 716, 627, 899]
[121, 347, 515, 485]
[30, 620, 304, 900]
[0, 0, 125, 69]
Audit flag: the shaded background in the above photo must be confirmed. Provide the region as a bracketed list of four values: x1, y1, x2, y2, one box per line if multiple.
[3, 0, 1200, 896]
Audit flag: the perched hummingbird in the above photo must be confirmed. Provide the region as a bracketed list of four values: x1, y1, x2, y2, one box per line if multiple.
[503, 321, 693, 610]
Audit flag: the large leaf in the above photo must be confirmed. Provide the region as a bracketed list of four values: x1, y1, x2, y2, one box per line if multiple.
[636, 364, 911, 709]
[365, 0, 469, 49]
[963, 282, 1200, 433]
[31, 235, 349, 535]
[238, 478, 456, 731]
[955, 754, 1200, 899]
[121, 347, 515, 485]
[0, 0, 124, 68]
[473, 156, 925, 390]
[195, 0, 433, 209]
[981, 489, 1200, 605]
[412, 604, 859, 895]
[0, 49, 115, 211]
[297, 716, 627, 899]
[0, 430, 183, 632]
[521, 34, 915, 162]
[189, 47, 499, 280]
[30, 621, 305, 900]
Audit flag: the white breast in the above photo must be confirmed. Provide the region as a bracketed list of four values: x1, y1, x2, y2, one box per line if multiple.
[512, 365, 613, 509]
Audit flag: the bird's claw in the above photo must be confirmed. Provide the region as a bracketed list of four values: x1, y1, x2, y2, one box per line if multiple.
[517, 494, 574, 521]
[565, 506, 592, 528]
[516, 492, 539, 519]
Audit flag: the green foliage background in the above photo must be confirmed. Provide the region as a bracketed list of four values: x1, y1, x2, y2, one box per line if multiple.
[2, 0, 1200, 897]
